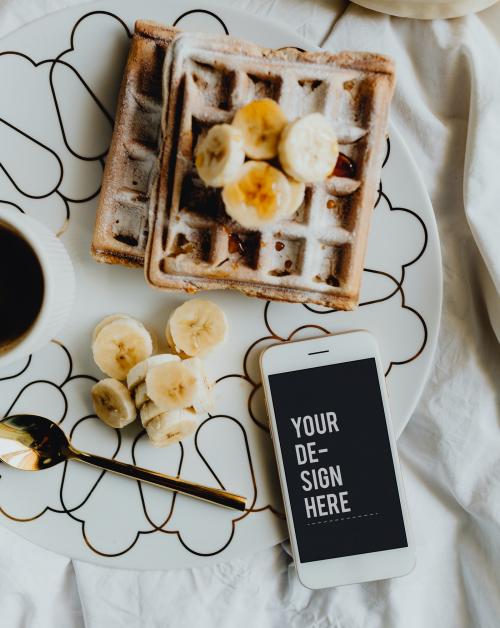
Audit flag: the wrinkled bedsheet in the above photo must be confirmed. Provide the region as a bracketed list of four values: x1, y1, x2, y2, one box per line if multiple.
[0, 1, 498, 626]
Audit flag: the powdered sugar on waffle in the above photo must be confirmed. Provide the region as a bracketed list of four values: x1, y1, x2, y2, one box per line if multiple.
[145, 28, 394, 309]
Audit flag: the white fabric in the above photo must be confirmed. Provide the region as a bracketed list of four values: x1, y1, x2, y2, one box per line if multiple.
[0, 0, 499, 626]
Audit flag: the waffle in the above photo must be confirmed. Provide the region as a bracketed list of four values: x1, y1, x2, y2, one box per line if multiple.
[91, 21, 177, 266]
[144, 28, 395, 309]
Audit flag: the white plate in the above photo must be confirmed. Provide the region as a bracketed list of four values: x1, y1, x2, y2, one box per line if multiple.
[0, 0, 441, 569]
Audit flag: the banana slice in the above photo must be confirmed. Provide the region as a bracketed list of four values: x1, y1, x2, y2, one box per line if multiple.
[183, 357, 215, 413]
[92, 314, 130, 344]
[91, 378, 136, 428]
[145, 360, 198, 412]
[92, 318, 154, 380]
[222, 161, 292, 229]
[148, 328, 159, 355]
[134, 382, 148, 408]
[166, 299, 228, 358]
[195, 123, 245, 187]
[127, 354, 180, 391]
[145, 410, 198, 448]
[284, 178, 306, 218]
[165, 324, 176, 355]
[232, 98, 288, 159]
[278, 113, 339, 183]
[92, 314, 158, 353]
[140, 400, 164, 427]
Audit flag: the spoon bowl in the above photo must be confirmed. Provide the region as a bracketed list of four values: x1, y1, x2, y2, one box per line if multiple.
[0, 414, 247, 511]
[0, 414, 71, 470]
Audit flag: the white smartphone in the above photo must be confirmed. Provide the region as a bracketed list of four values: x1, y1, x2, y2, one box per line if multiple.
[260, 330, 415, 589]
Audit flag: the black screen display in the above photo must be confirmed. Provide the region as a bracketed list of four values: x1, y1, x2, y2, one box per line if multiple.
[269, 358, 407, 563]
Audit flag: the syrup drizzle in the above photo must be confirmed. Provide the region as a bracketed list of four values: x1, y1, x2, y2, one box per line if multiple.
[228, 233, 245, 255]
[332, 153, 356, 178]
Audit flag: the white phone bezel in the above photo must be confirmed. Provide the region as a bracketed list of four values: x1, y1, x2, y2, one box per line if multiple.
[260, 330, 415, 589]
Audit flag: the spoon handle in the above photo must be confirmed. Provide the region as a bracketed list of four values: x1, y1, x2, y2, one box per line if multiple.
[69, 448, 247, 511]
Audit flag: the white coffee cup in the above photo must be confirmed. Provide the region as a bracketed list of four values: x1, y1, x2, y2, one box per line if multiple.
[0, 208, 75, 369]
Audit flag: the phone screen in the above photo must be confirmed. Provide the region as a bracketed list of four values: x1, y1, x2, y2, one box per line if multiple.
[268, 358, 408, 563]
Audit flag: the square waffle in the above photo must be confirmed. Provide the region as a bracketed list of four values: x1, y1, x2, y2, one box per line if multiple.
[145, 28, 395, 309]
[91, 21, 177, 266]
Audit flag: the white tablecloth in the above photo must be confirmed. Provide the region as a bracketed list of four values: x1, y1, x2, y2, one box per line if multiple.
[0, 1, 499, 626]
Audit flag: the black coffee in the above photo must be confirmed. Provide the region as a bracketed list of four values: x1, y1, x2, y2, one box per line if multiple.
[0, 222, 44, 351]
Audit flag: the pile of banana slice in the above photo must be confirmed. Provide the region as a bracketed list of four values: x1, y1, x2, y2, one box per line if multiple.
[195, 98, 339, 229]
[90, 299, 228, 447]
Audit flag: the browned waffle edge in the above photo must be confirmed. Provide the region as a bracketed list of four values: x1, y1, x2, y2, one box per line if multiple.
[90, 21, 178, 267]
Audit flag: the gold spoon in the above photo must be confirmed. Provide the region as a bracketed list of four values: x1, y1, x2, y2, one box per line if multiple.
[0, 415, 247, 511]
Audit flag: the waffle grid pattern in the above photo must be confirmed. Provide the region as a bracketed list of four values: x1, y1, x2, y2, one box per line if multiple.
[147, 34, 393, 307]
